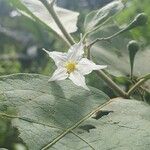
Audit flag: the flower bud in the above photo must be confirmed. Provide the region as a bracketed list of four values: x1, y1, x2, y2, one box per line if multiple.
[127, 40, 140, 53]
[125, 13, 148, 31]
[127, 40, 140, 78]
[134, 13, 148, 26]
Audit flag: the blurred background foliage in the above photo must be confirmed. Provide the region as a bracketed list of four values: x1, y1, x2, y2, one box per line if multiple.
[0, 0, 150, 149]
[116, 0, 150, 45]
[0, 0, 112, 76]
[1, 0, 149, 76]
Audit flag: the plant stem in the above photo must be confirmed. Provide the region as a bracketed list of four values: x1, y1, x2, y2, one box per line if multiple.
[39, 0, 75, 45]
[87, 29, 125, 48]
[41, 0, 129, 99]
[95, 70, 128, 98]
[127, 79, 145, 96]
[127, 76, 150, 96]
[138, 73, 150, 80]
[86, 43, 128, 98]
[87, 12, 147, 48]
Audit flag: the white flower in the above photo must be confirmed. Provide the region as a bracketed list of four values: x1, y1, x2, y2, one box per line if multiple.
[43, 42, 107, 90]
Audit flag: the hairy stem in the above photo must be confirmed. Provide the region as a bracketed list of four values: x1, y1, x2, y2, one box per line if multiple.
[86, 12, 146, 48]
[86, 43, 128, 98]
[127, 76, 150, 96]
[39, 0, 75, 45]
[87, 29, 125, 48]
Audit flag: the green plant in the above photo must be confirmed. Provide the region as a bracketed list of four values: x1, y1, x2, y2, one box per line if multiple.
[0, 0, 150, 149]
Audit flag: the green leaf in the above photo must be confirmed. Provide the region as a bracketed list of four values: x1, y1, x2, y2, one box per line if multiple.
[84, 0, 124, 32]
[71, 97, 150, 150]
[0, 74, 109, 149]
[1, 74, 150, 149]
[9, 0, 79, 37]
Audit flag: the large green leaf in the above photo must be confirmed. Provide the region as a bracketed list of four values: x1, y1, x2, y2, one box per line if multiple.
[0, 74, 109, 149]
[10, 0, 79, 37]
[0, 74, 150, 149]
[84, 0, 124, 32]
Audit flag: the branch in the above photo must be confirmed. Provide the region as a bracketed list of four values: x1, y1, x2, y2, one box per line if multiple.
[95, 70, 129, 98]
[87, 29, 124, 49]
[40, 1, 128, 99]
[127, 74, 150, 96]
[39, 0, 75, 45]
[87, 13, 148, 48]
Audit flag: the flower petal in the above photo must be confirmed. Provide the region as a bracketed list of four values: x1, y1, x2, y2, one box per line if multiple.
[43, 48, 67, 67]
[67, 42, 84, 61]
[49, 67, 68, 81]
[77, 58, 107, 75]
[69, 70, 89, 90]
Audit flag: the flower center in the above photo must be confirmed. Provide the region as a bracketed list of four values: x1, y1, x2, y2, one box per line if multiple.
[65, 61, 76, 73]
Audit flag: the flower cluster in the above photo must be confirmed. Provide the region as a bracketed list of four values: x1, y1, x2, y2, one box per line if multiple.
[43, 42, 107, 90]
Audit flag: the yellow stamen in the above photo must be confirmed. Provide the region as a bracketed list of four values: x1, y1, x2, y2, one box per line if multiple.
[65, 61, 76, 73]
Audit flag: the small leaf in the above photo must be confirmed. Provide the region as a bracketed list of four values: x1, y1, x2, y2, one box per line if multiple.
[84, 0, 124, 32]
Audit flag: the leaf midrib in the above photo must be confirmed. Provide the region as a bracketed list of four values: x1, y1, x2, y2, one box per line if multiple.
[0, 96, 111, 150]
[0, 73, 110, 149]
[41, 99, 112, 150]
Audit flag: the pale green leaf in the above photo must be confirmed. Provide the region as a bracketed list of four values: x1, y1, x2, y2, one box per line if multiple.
[84, 0, 124, 32]
[0, 74, 150, 149]
[70, 98, 150, 150]
[10, 0, 79, 37]
[0, 74, 109, 150]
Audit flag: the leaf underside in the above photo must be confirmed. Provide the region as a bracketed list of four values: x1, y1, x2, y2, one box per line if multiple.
[10, 0, 79, 38]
